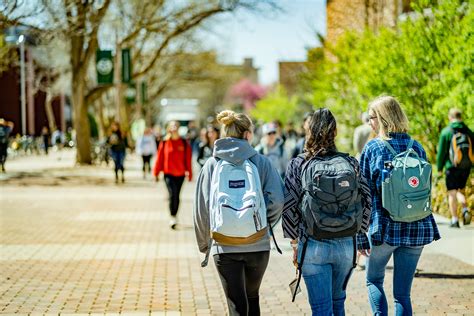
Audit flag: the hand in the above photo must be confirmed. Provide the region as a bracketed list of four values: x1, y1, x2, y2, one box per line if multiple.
[293, 248, 298, 267]
[358, 249, 371, 257]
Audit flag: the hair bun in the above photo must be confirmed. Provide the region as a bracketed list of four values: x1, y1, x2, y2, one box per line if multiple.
[216, 110, 236, 126]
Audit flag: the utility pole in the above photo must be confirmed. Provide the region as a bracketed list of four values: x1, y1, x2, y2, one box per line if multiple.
[18, 35, 26, 135]
[114, 37, 122, 124]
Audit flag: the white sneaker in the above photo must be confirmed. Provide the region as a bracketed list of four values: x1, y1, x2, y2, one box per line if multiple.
[169, 217, 177, 230]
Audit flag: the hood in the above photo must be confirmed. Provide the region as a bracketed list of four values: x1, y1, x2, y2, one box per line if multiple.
[450, 121, 468, 130]
[213, 137, 258, 165]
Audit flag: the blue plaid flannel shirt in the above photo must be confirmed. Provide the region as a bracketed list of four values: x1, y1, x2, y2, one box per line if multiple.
[357, 133, 441, 249]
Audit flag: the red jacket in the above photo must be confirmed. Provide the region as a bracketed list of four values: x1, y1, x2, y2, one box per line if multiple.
[153, 138, 192, 180]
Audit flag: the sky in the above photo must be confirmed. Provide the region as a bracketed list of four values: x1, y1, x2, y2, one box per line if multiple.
[206, 0, 327, 85]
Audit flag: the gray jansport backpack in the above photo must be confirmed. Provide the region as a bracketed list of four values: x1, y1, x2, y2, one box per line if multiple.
[300, 153, 363, 240]
[381, 139, 432, 222]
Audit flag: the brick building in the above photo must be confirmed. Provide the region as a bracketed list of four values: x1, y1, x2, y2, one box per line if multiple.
[326, 0, 412, 45]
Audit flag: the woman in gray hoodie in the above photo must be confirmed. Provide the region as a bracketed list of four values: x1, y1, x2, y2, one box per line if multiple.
[193, 110, 284, 316]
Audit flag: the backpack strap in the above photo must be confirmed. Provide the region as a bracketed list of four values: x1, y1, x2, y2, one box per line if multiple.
[292, 239, 308, 302]
[268, 223, 282, 254]
[382, 140, 397, 156]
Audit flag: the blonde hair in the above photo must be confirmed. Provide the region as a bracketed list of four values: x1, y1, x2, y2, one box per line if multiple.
[216, 110, 253, 139]
[448, 108, 462, 120]
[369, 95, 409, 139]
[164, 120, 180, 141]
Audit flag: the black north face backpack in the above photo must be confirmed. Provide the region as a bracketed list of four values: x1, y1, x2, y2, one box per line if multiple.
[300, 153, 363, 239]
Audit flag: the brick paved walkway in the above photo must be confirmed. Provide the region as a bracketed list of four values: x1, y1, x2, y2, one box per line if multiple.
[1, 151, 473, 315]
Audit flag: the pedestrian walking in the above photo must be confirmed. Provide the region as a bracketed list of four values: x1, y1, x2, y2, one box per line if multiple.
[353, 112, 373, 160]
[436, 108, 473, 228]
[255, 122, 287, 178]
[282, 108, 371, 315]
[193, 110, 284, 316]
[41, 126, 50, 155]
[358, 96, 440, 315]
[292, 112, 313, 158]
[107, 122, 128, 184]
[136, 127, 157, 179]
[197, 125, 220, 168]
[0, 118, 14, 172]
[153, 120, 192, 229]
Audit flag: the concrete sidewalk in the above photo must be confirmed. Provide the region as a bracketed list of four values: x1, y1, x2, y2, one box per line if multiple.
[1, 150, 473, 315]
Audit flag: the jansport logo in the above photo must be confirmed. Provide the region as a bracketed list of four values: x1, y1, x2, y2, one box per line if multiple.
[229, 180, 245, 189]
[408, 176, 419, 188]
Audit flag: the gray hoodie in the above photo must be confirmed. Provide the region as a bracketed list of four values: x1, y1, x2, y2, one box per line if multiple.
[193, 137, 284, 256]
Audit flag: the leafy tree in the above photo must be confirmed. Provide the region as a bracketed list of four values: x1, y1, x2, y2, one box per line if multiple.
[307, 0, 473, 160]
[251, 85, 298, 125]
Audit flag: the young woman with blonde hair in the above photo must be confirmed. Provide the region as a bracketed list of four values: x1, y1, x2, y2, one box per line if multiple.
[194, 110, 284, 316]
[358, 96, 440, 315]
[153, 120, 192, 229]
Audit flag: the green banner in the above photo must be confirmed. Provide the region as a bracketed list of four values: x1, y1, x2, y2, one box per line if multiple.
[141, 81, 147, 104]
[122, 48, 132, 83]
[125, 83, 137, 104]
[96, 50, 114, 85]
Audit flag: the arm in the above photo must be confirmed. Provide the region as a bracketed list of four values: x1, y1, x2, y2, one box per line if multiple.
[436, 128, 450, 172]
[193, 160, 213, 253]
[282, 157, 304, 240]
[261, 157, 284, 226]
[152, 141, 165, 177]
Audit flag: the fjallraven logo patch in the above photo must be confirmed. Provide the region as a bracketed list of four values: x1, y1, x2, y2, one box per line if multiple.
[408, 176, 419, 188]
[229, 180, 245, 188]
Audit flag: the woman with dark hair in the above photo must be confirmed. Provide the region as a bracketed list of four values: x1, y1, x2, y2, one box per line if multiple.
[197, 125, 220, 167]
[107, 122, 128, 183]
[282, 108, 371, 315]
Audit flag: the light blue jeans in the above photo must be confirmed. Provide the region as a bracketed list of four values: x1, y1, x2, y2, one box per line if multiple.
[298, 236, 355, 316]
[366, 243, 423, 316]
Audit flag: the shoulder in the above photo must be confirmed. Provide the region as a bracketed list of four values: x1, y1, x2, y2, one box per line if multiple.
[364, 138, 384, 154]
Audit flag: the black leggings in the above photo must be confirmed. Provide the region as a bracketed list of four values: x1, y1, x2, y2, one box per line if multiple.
[142, 155, 152, 173]
[164, 174, 185, 216]
[213, 251, 270, 316]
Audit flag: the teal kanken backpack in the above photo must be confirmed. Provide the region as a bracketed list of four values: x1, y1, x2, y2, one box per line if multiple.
[381, 139, 432, 222]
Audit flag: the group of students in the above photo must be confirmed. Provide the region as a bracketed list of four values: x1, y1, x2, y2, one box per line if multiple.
[192, 95, 448, 316]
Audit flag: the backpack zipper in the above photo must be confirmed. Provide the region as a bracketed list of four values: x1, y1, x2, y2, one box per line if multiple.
[222, 204, 255, 212]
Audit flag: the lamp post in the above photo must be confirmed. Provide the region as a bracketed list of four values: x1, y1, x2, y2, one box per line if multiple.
[18, 35, 26, 135]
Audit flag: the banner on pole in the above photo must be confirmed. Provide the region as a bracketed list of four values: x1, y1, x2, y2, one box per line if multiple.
[96, 50, 114, 85]
[141, 81, 147, 104]
[122, 48, 132, 83]
[125, 83, 137, 104]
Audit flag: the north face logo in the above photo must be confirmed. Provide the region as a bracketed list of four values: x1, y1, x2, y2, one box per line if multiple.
[338, 180, 350, 188]
[408, 176, 419, 188]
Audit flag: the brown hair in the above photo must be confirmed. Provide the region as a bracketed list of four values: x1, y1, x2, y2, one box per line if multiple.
[304, 108, 337, 159]
[216, 110, 253, 139]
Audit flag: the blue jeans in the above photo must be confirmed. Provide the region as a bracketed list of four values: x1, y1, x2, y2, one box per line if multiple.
[298, 237, 355, 316]
[366, 243, 423, 316]
[109, 150, 125, 172]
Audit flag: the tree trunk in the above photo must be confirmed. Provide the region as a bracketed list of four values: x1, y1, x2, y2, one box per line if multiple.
[44, 92, 57, 133]
[72, 75, 92, 164]
[96, 97, 107, 140]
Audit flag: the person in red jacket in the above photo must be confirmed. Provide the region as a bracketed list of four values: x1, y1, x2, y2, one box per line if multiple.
[153, 120, 193, 229]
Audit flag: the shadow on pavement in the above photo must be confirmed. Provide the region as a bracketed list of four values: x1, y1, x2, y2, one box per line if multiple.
[415, 272, 474, 279]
